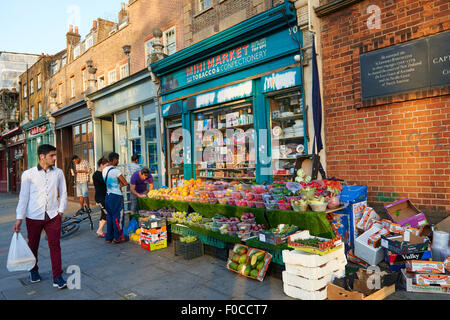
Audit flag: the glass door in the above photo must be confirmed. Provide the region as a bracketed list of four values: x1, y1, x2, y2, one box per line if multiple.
[115, 112, 129, 171]
[144, 103, 159, 188]
[165, 116, 183, 188]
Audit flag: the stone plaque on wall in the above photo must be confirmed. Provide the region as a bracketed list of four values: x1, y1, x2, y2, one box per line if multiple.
[360, 31, 450, 100]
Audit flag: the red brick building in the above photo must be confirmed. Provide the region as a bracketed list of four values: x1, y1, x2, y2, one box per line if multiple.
[315, 0, 449, 219]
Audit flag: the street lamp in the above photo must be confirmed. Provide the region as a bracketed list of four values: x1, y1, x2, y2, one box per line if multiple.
[123, 45, 131, 76]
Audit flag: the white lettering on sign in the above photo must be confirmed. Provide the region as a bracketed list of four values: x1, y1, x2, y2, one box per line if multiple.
[196, 92, 216, 109]
[367, 5, 381, 30]
[264, 71, 297, 92]
[217, 81, 252, 104]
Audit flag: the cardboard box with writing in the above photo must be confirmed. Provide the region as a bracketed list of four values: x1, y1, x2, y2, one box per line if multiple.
[380, 231, 430, 255]
[401, 269, 450, 295]
[384, 250, 432, 272]
[384, 198, 428, 229]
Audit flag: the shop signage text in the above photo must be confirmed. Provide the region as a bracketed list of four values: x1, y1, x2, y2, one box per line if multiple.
[29, 125, 48, 136]
[360, 30, 450, 100]
[161, 28, 300, 93]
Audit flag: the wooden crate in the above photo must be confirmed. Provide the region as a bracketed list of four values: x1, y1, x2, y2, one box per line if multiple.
[327, 283, 395, 300]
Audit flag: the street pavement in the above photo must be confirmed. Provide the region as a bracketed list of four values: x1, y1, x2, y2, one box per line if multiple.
[0, 193, 448, 301]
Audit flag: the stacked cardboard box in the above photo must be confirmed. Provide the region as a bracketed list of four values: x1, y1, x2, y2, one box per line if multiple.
[282, 246, 346, 300]
[140, 225, 168, 252]
[402, 258, 450, 294]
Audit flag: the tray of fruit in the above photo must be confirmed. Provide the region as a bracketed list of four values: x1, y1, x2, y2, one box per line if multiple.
[226, 245, 272, 282]
[287, 230, 343, 255]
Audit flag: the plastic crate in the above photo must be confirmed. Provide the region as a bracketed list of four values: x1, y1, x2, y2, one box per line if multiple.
[258, 228, 299, 245]
[204, 244, 229, 261]
[198, 234, 227, 249]
[174, 239, 204, 260]
[171, 224, 197, 237]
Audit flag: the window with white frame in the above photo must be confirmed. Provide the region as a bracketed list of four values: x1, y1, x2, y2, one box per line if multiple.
[38, 102, 42, 117]
[199, 0, 211, 12]
[164, 27, 176, 56]
[82, 69, 87, 92]
[30, 105, 34, 120]
[37, 74, 41, 90]
[98, 75, 105, 89]
[108, 70, 116, 84]
[30, 79, 34, 95]
[74, 44, 81, 59]
[71, 77, 75, 98]
[145, 39, 156, 66]
[23, 84, 27, 98]
[120, 64, 129, 79]
[85, 35, 94, 50]
[58, 84, 63, 104]
[61, 54, 67, 68]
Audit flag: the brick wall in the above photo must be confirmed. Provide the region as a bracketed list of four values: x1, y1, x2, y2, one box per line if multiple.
[184, 0, 284, 46]
[44, 0, 184, 112]
[320, 0, 450, 217]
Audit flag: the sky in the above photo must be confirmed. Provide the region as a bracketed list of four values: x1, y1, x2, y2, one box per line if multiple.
[0, 0, 126, 55]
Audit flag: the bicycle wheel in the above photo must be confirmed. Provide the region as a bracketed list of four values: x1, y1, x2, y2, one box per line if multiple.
[60, 223, 80, 239]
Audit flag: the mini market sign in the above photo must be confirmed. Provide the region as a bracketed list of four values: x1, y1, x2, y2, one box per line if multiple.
[161, 29, 299, 94]
[29, 124, 48, 136]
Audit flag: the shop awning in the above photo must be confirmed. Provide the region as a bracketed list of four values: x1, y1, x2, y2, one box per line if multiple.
[0, 126, 19, 139]
[52, 99, 91, 130]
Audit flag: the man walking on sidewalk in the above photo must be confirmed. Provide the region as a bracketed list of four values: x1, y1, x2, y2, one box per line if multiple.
[71, 155, 92, 215]
[13, 144, 68, 289]
[103, 152, 129, 244]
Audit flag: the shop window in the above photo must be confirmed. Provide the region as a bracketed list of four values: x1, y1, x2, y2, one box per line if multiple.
[129, 107, 141, 139]
[166, 117, 183, 188]
[268, 89, 304, 181]
[73, 124, 80, 144]
[115, 112, 129, 164]
[81, 122, 87, 142]
[194, 100, 256, 182]
[87, 121, 93, 142]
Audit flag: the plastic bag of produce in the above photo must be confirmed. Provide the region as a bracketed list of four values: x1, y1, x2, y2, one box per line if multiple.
[7, 233, 36, 272]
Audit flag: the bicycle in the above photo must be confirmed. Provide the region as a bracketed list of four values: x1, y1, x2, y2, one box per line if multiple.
[45, 209, 95, 239]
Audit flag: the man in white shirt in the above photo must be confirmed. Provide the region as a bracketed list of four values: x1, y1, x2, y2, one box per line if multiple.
[103, 152, 128, 244]
[13, 144, 68, 289]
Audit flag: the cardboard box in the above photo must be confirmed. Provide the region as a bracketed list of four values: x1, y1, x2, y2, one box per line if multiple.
[380, 232, 430, 255]
[415, 273, 450, 287]
[140, 226, 168, 252]
[401, 269, 450, 294]
[327, 283, 395, 300]
[368, 228, 389, 248]
[384, 250, 432, 272]
[435, 216, 450, 234]
[347, 250, 370, 268]
[384, 198, 428, 229]
[354, 225, 385, 266]
[356, 207, 380, 232]
[405, 260, 446, 274]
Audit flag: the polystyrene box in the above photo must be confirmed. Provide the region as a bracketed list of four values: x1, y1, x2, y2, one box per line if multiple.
[282, 246, 345, 268]
[283, 283, 328, 300]
[282, 270, 344, 292]
[285, 255, 347, 280]
[354, 225, 385, 266]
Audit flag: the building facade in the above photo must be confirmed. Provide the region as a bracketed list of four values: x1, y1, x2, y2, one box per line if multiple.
[152, 1, 306, 187]
[316, 0, 450, 217]
[46, 0, 184, 198]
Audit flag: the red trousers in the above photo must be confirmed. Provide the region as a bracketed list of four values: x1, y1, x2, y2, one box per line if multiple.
[26, 214, 63, 280]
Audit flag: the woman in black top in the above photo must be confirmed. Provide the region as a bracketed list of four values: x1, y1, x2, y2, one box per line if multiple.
[93, 157, 109, 237]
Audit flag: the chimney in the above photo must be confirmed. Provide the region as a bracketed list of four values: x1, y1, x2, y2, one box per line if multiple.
[93, 20, 97, 30]
[67, 24, 81, 58]
[75, 26, 79, 34]
[118, 2, 128, 22]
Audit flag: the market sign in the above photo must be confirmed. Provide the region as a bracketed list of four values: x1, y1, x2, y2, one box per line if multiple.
[161, 28, 300, 93]
[360, 30, 450, 100]
[29, 124, 48, 136]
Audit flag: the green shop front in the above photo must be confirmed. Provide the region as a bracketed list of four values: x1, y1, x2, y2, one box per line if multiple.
[22, 116, 55, 169]
[151, 2, 307, 188]
[88, 68, 163, 187]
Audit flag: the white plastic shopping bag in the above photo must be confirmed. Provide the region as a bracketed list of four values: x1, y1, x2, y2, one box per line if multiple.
[6, 233, 36, 272]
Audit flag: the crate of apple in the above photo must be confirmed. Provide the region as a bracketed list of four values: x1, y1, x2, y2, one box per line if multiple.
[241, 212, 256, 223]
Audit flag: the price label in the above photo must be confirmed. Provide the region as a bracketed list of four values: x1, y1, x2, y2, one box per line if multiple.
[381, 239, 388, 249]
[259, 234, 266, 243]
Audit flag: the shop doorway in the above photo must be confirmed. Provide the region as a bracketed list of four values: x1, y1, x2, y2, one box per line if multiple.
[0, 150, 7, 192]
[165, 116, 183, 188]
